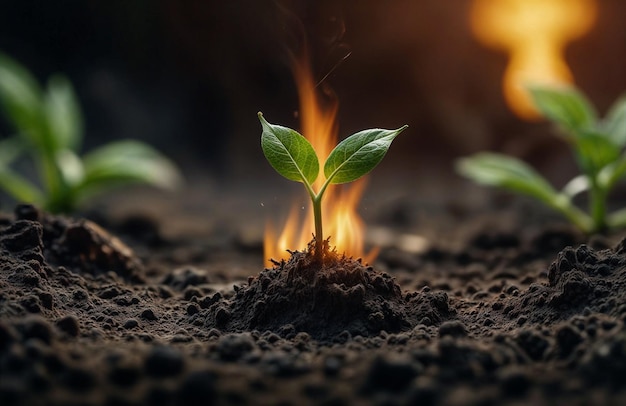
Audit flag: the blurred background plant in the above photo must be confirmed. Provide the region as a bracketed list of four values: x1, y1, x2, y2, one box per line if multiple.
[0, 52, 182, 213]
[457, 85, 626, 233]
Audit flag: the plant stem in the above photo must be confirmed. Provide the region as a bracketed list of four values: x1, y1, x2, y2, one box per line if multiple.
[39, 153, 65, 212]
[305, 177, 334, 262]
[312, 195, 323, 261]
[589, 178, 607, 232]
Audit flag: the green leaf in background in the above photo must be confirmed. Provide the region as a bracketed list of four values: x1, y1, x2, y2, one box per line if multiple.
[561, 175, 589, 199]
[0, 136, 24, 168]
[0, 166, 43, 204]
[602, 95, 626, 147]
[55, 149, 85, 188]
[456, 152, 561, 205]
[0, 52, 46, 145]
[528, 85, 596, 135]
[324, 125, 407, 184]
[573, 130, 621, 175]
[0, 51, 184, 213]
[0, 136, 42, 203]
[598, 153, 626, 190]
[44, 75, 83, 152]
[259, 112, 319, 186]
[79, 140, 182, 195]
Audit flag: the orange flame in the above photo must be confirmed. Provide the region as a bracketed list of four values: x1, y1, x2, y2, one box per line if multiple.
[470, 0, 597, 119]
[264, 54, 374, 264]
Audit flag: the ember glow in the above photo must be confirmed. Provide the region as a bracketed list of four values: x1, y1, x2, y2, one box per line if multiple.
[470, 0, 597, 119]
[264, 55, 374, 264]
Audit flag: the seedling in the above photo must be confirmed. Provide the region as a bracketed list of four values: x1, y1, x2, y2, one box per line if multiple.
[0, 52, 182, 213]
[457, 85, 626, 233]
[259, 112, 406, 261]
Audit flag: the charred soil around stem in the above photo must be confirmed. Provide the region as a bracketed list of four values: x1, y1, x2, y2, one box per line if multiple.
[215, 242, 450, 341]
[2, 199, 626, 405]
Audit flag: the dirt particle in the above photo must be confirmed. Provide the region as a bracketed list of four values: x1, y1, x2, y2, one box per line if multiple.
[215, 307, 231, 327]
[186, 303, 199, 315]
[144, 386, 175, 406]
[163, 267, 209, 290]
[323, 356, 342, 377]
[177, 370, 217, 403]
[333, 330, 352, 344]
[108, 363, 141, 388]
[207, 328, 221, 339]
[498, 367, 531, 398]
[36, 291, 53, 310]
[14, 204, 41, 222]
[199, 292, 221, 309]
[60, 366, 96, 393]
[555, 324, 584, 358]
[278, 324, 296, 339]
[515, 330, 549, 361]
[140, 309, 158, 321]
[123, 319, 139, 329]
[10, 268, 41, 287]
[0, 322, 17, 350]
[439, 321, 467, 338]
[20, 296, 42, 313]
[260, 351, 310, 377]
[144, 347, 185, 378]
[216, 333, 255, 361]
[363, 354, 422, 393]
[184, 287, 202, 301]
[55, 316, 80, 337]
[408, 377, 440, 405]
[1, 220, 43, 253]
[550, 271, 593, 308]
[99, 287, 122, 299]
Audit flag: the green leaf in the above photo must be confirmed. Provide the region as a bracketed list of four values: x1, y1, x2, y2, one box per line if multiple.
[55, 149, 85, 188]
[0, 52, 46, 146]
[0, 168, 43, 204]
[598, 152, 626, 190]
[573, 130, 621, 175]
[561, 175, 589, 198]
[607, 207, 626, 230]
[456, 153, 561, 205]
[78, 140, 183, 198]
[528, 85, 597, 134]
[602, 94, 626, 147]
[44, 75, 83, 151]
[324, 125, 407, 184]
[259, 112, 319, 185]
[0, 136, 24, 167]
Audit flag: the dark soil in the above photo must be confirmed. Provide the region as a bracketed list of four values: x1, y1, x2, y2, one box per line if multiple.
[2, 200, 626, 405]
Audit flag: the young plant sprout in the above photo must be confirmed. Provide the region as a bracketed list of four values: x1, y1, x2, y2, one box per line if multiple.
[0, 52, 182, 213]
[457, 85, 626, 233]
[259, 112, 407, 261]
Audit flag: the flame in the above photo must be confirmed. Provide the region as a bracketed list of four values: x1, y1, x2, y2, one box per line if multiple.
[470, 0, 597, 119]
[264, 54, 374, 264]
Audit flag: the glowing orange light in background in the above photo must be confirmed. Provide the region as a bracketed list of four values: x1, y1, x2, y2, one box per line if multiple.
[264, 54, 375, 264]
[471, 0, 597, 119]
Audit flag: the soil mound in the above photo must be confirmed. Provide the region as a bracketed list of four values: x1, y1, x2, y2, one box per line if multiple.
[506, 242, 626, 325]
[212, 243, 451, 341]
[2, 205, 142, 281]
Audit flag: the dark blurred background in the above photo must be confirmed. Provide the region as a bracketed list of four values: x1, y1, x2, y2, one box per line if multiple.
[1, 0, 625, 191]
